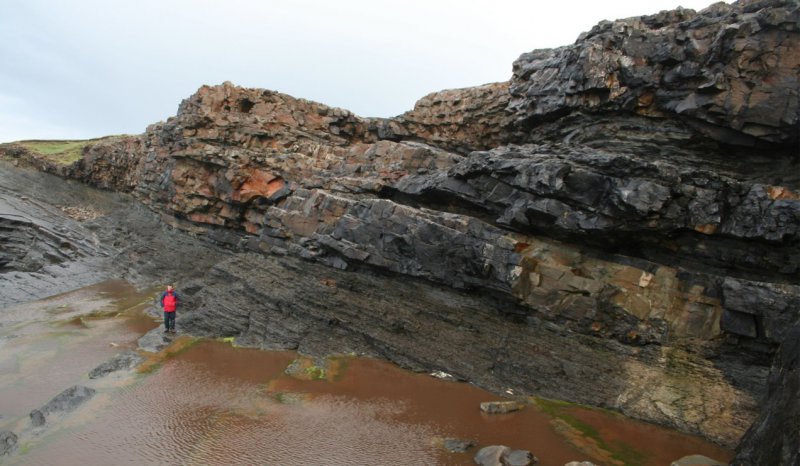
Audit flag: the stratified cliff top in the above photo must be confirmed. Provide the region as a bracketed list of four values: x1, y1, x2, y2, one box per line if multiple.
[510, 0, 799, 149]
[162, 0, 798, 167]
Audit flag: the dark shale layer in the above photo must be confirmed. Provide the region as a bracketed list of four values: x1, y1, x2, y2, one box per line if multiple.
[1, 0, 798, 459]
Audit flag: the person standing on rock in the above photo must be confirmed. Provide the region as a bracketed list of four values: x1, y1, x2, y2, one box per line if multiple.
[160, 284, 180, 334]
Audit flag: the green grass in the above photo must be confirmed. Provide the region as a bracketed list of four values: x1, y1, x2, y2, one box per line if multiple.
[16, 135, 127, 165]
[17, 140, 92, 165]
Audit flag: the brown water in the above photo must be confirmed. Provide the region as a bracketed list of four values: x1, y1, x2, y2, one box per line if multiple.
[0, 280, 156, 418]
[0, 281, 734, 466]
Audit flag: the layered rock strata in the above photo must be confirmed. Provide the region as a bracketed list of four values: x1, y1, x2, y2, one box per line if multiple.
[733, 322, 800, 465]
[2, 0, 798, 452]
[509, 0, 800, 148]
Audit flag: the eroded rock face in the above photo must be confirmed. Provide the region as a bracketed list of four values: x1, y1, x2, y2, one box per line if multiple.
[509, 0, 800, 147]
[1, 0, 798, 454]
[388, 82, 513, 154]
[732, 322, 800, 466]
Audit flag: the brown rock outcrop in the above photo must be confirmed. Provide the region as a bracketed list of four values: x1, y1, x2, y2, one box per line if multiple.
[2, 0, 798, 453]
[386, 82, 513, 153]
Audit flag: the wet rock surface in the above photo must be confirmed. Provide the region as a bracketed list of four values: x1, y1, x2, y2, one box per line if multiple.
[88, 351, 144, 379]
[475, 445, 537, 466]
[443, 438, 476, 453]
[137, 328, 177, 353]
[29, 385, 96, 427]
[732, 321, 800, 466]
[0, 430, 17, 456]
[0, 160, 228, 308]
[0, 0, 797, 458]
[480, 401, 526, 415]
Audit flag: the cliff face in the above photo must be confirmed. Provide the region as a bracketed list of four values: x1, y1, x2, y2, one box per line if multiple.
[2, 0, 798, 454]
[509, 0, 799, 148]
[733, 322, 800, 465]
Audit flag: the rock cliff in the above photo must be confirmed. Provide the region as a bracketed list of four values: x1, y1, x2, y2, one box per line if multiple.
[2, 0, 798, 455]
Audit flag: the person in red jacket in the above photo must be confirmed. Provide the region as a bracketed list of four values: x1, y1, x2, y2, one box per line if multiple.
[160, 284, 180, 334]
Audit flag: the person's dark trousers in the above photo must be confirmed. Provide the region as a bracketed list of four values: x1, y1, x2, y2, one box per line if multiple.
[164, 311, 176, 332]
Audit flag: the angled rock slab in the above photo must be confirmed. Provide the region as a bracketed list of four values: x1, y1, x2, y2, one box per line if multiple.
[137, 327, 174, 353]
[29, 385, 96, 427]
[89, 351, 144, 379]
[480, 400, 526, 414]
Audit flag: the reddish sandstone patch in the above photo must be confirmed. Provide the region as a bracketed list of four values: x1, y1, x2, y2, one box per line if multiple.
[188, 212, 225, 225]
[694, 224, 718, 234]
[767, 185, 799, 200]
[233, 170, 285, 203]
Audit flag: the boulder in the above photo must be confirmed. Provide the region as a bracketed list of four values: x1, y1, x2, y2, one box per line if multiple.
[474, 445, 537, 466]
[475, 445, 510, 466]
[443, 438, 476, 453]
[480, 401, 526, 414]
[505, 449, 536, 466]
[29, 409, 46, 427]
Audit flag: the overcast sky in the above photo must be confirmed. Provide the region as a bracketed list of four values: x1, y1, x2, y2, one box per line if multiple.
[0, 0, 728, 142]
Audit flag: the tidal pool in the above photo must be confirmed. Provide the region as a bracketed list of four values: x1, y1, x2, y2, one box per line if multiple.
[0, 281, 733, 465]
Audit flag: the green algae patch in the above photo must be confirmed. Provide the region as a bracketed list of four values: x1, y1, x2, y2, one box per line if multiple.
[272, 392, 309, 405]
[284, 354, 354, 382]
[533, 397, 647, 466]
[284, 356, 326, 380]
[304, 365, 326, 380]
[218, 336, 239, 348]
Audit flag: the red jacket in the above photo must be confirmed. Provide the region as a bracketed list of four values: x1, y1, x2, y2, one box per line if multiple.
[160, 290, 179, 312]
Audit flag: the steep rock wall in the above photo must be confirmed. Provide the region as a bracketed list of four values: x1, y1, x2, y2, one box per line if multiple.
[509, 0, 800, 148]
[2, 0, 799, 451]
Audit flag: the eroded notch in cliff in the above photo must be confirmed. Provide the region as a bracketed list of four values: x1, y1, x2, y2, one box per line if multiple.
[238, 98, 255, 114]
